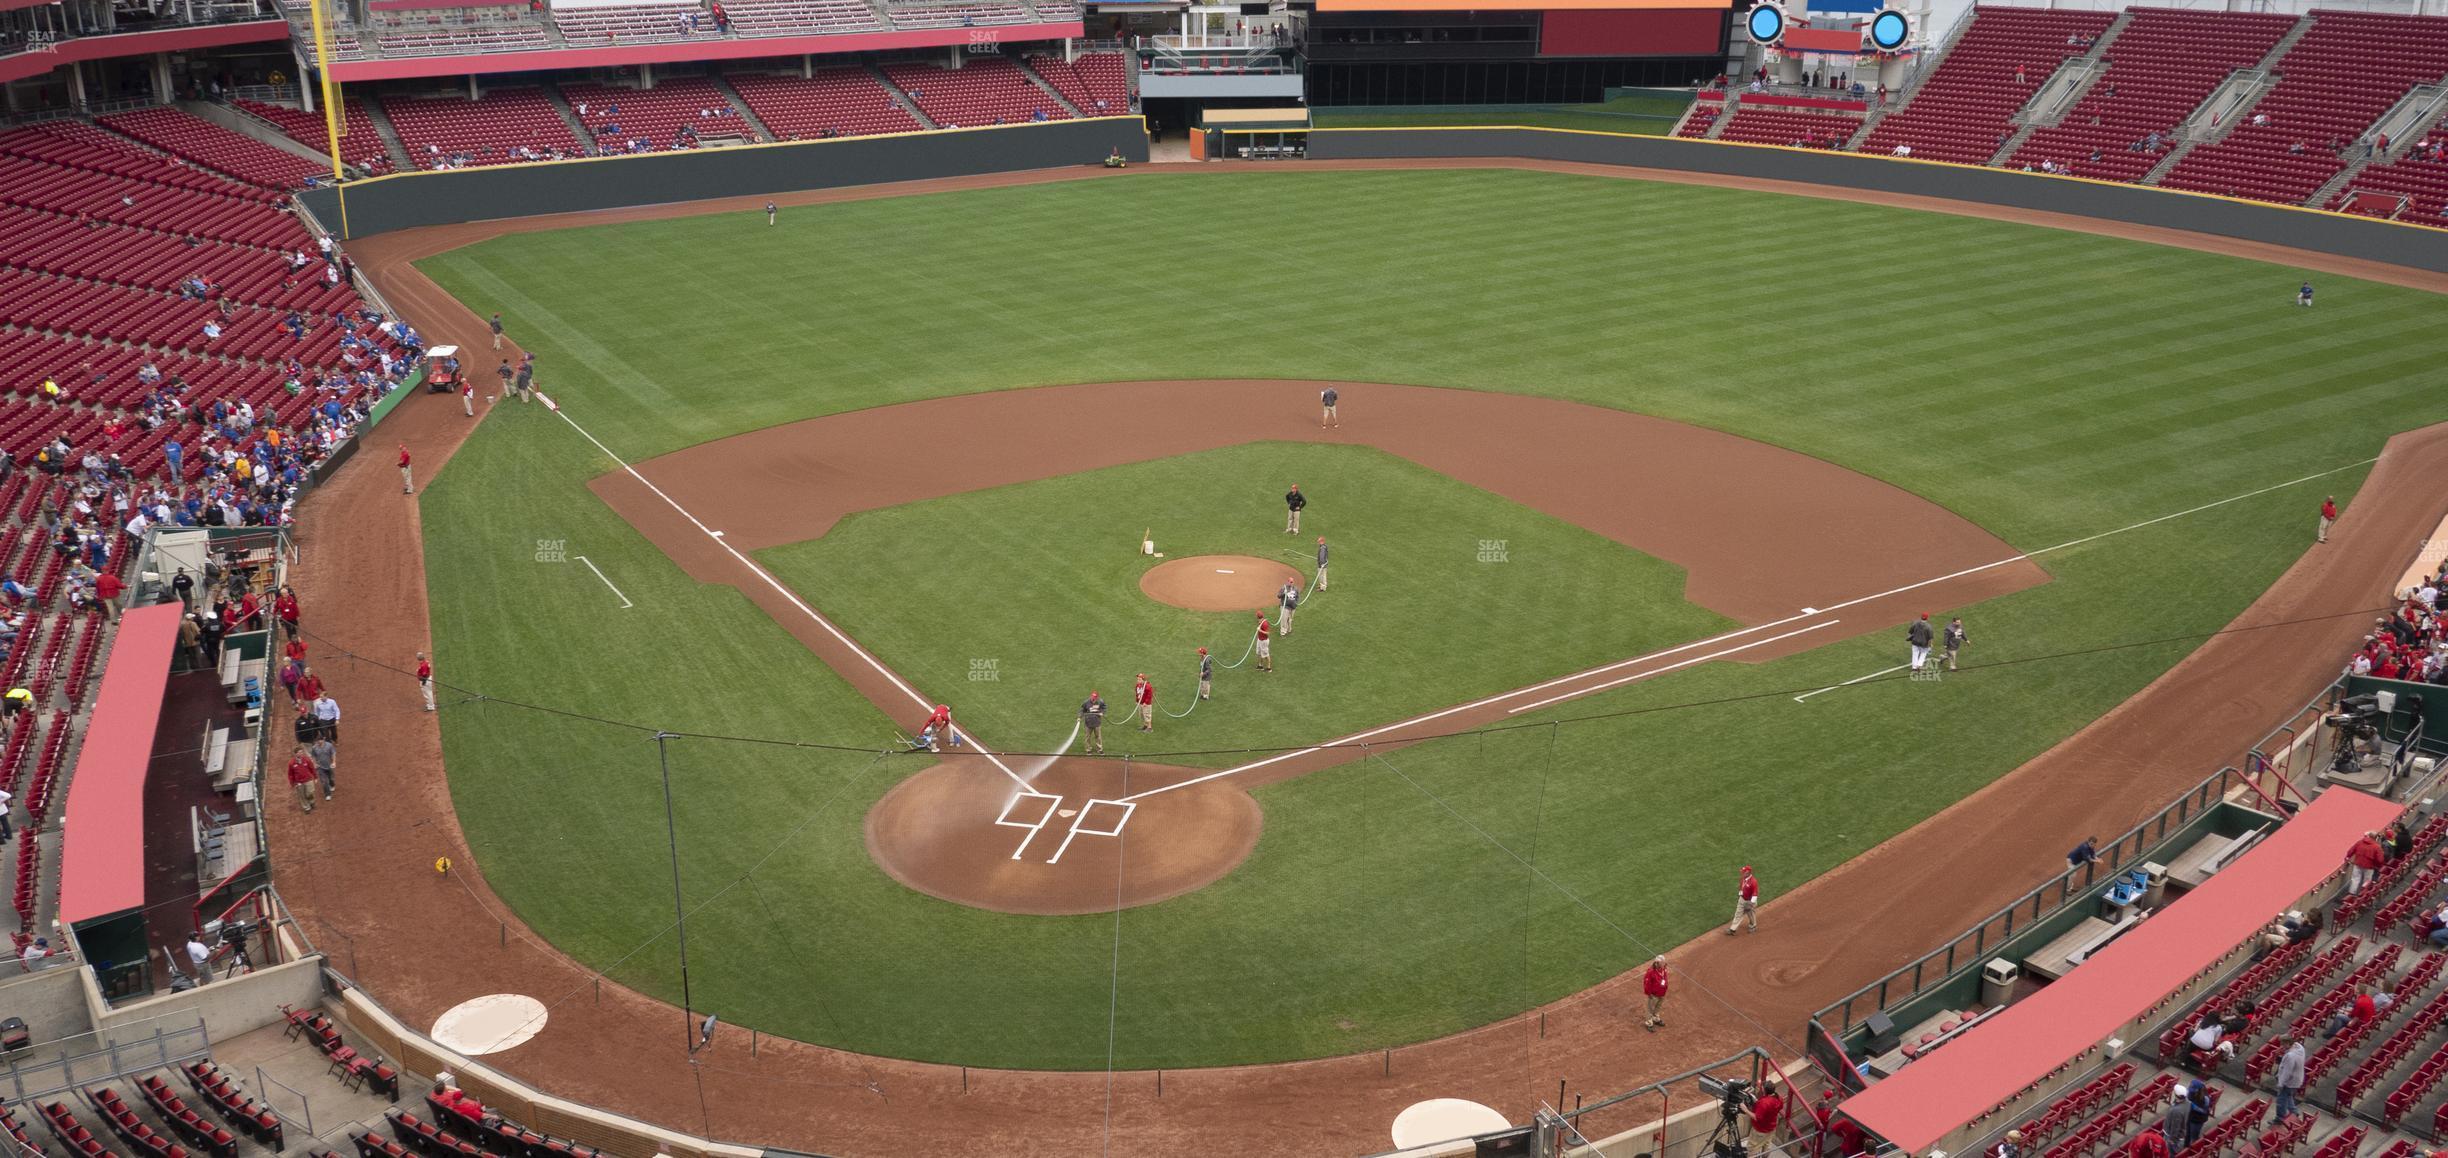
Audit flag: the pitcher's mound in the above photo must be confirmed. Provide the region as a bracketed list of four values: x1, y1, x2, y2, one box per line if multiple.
[1141, 555, 1304, 611]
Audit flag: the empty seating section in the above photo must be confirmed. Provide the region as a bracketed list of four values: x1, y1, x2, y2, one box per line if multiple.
[138, 1074, 239, 1158]
[718, 0, 882, 37]
[99, 107, 323, 191]
[889, 1, 1032, 28]
[563, 78, 751, 148]
[727, 69, 921, 137]
[183, 1062, 283, 1151]
[371, 8, 550, 55]
[1027, 52, 1129, 113]
[554, 1, 725, 45]
[2161, 12, 2448, 205]
[284, 1005, 403, 1097]
[884, 58, 1064, 127]
[2036, 1072, 2194, 1158]
[2016, 1062, 2134, 1145]
[232, 97, 393, 173]
[381, 90, 582, 166]
[2249, 940, 2395, 1082]
[2008, 9, 2296, 183]
[1, 206, 352, 313]
[1860, 7, 2115, 164]
[1713, 108, 1861, 149]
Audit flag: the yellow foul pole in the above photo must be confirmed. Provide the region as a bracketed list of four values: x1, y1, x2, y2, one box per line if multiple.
[303, 0, 350, 237]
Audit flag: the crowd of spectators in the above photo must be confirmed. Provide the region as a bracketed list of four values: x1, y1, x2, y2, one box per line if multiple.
[2342, 564, 2448, 683]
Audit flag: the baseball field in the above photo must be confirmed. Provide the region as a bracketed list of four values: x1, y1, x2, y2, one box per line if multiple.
[402, 165, 2448, 1071]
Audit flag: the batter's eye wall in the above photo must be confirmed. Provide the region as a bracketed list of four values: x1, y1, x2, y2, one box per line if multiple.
[1305, 128, 2448, 273]
[298, 118, 1150, 237]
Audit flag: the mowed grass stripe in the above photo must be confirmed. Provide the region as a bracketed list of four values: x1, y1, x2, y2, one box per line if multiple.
[412, 167, 2448, 1068]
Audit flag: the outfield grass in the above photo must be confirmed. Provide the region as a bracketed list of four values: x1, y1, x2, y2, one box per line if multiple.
[1309, 95, 1689, 134]
[414, 168, 2448, 1068]
[759, 443, 1730, 764]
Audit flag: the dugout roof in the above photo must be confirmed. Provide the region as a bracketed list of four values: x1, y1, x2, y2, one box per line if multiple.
[1838, 785, 2404, 1153]
[59, 603, 183, 925]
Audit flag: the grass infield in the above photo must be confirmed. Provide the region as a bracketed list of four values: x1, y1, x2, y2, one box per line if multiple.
[412, 168, 2447, 1068]
[758, 442, 1730, 765]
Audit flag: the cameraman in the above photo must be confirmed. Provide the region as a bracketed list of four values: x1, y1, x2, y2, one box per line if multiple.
[1744, 1078, 1786, 1148]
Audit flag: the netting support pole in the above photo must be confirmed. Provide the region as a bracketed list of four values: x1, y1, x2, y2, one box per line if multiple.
[656, 731, 697, 1056]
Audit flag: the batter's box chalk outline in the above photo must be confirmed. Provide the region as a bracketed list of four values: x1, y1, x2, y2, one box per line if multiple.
[1047, 798, 1137, 865]
[995, 789, 1063, 861]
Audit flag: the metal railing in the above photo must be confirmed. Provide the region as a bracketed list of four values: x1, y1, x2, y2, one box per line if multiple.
[1810, 683, 2341, 1037]
[0, 1022, 211, 1104]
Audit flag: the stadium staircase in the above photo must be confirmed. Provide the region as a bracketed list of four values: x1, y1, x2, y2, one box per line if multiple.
[2007, 9, 2296, 182]
[710, 73, 777, 139]
[868, 63, 941, 129]
[2310, 89, 2448, 213]
[1855, 6, 2116, 164]
[2137, 13, 2311, 186]
[1014, 56, 1083, 117]
[1842, 2, 1984, 151]
[539, 83, 592, 145]
[2323, 104, 2448, 225]
[1986, 8, 2133, 166]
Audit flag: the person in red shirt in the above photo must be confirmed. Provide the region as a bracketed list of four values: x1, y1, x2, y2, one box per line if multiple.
[1729, 865, 1760, 935]
[399, 444, 413, 495]
[284, 636, 308, 668]
[1747, 1078, 1786, 1147]
[2128, 1125, 2170, 1158]
[2320, 496, 2338, 543]
[286, 747, 319, 813]
[1134, 674, 1155, 732]
[296, 667, 324, 706]
[273, 587, 301, 639]
[1641, 956, 1669, 1030]
[416, 652, 435, 712]
[1254, 613, 1273, 672]
[921, 703, 952, 751]
[2349, 831, 2387, 893]
[92, 571, 123, 622]
[234, 590, 262, 631]
[1829, 1113, 1866, 1158]
[1806, 1091, 1838, 1158]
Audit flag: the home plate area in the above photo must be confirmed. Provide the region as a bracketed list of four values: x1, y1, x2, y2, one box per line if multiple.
[864, 756, 1263, 915]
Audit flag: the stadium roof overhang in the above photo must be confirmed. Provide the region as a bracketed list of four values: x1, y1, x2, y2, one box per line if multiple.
[0, 19, 288, 86]
[315, 19, 1085, 81]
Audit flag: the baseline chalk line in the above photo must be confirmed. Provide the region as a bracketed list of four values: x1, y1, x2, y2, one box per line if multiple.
[572, 555, 633, 609]
[1793, 664, 1906, 703]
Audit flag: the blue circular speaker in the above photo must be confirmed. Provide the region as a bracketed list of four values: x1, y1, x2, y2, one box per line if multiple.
[1746, 2, 1785, 45]
[1868, 8, 1910, 51]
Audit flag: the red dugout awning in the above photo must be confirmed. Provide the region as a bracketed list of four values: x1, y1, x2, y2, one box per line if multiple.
[59, 603, 183, 926]
[1839, 787, 2404, 1153]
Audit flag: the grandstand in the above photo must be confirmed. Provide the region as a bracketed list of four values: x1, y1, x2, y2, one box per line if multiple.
[726, 68, 924, 138]
[1859, 7, 2116, 164]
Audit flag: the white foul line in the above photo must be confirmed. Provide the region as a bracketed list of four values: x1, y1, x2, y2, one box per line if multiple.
[546, 404, 1029, 788]
[1793, 664, 1907, 703]
[572, 555, 633, 609]
[1109, 453, 2378, 805]
[1503, 621, 1840, 714]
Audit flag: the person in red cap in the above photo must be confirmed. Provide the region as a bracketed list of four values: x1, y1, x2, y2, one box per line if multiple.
[398, 444, 413, 494]
[1254, 613, 1274, 672]
[1198, 647, 1213, 700]
[1729, 865, 1760, 934]
[1907, 613, 1935, 672]
[922, 703, 952, 751]
[1640, 955, 1669, 1030]
[1134, 674, 1155, 731]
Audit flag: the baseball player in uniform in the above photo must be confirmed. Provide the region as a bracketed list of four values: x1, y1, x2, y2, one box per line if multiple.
[1197, 647, 1213, 700]
[1278, 579, 1300, 635]
[1284, 485, 1305, 534]
[922, 703, 953, 751]
[1907, 614, 1934, 671]
[1943, 617, 1967, 671]
[1315, 537, 1329, 589]
[1320, 386, 1339, 427]
[1134, 674, 1155, 731]
[1254, 613, 1274, 671]
[1079, 691, 1105, 754]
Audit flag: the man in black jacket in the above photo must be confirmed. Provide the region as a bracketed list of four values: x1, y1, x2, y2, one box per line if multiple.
[1907, 613, 1934, 673]
[1284, 484, 1306, 534]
